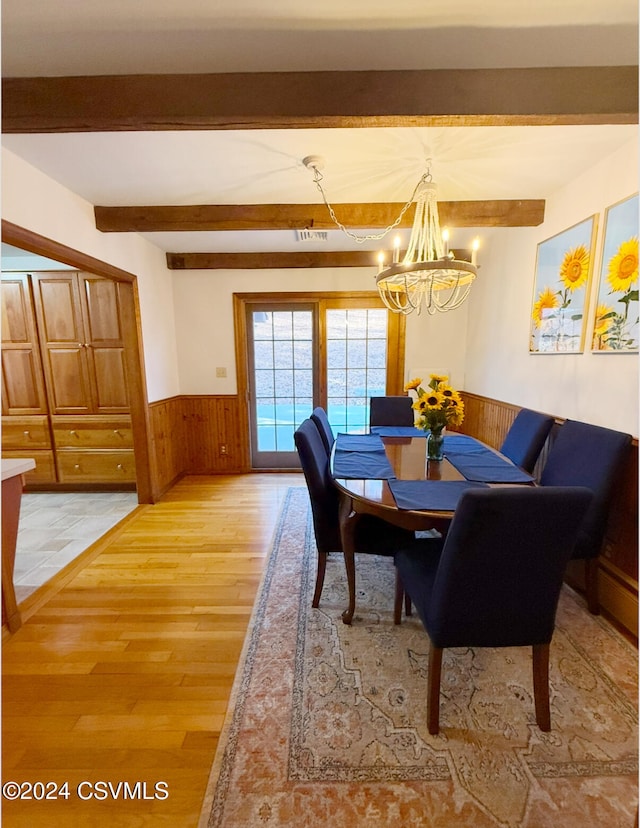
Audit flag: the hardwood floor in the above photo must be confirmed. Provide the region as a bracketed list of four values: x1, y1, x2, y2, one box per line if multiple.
[2, 474, 304, 827]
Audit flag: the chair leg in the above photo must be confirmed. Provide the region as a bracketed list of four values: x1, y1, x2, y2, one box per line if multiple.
[312, 551, 328, 608]
[532, 642, 551, 732]
[584, 557, 600, 615]
[394, 570, 404, 625]
[427, 646, 443, 735]
[405, 592, 412, 617]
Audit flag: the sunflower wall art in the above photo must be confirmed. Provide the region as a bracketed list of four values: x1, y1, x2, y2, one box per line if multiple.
[591, 194, 638, 352]
[529, 216, 597, 353]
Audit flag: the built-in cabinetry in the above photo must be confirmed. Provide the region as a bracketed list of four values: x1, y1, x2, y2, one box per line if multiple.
[1, 272, 136, 487]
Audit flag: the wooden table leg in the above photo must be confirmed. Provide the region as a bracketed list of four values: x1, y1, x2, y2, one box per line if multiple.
[338, 494, 361, 625]
[2, 474, 24, 633]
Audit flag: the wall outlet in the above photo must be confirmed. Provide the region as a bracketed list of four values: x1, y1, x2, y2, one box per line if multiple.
[220, 444, 227, 455]
[216, 367, 227, 378]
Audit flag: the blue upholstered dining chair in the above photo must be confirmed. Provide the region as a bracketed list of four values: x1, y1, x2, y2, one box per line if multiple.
[394, 486, 593, 735]
[369, 396, 415, 427]
[310, 406, 335, 455]
[294, 418, 420, 609]
[539, 419, 632, 614]
[499, 408, 554, 473]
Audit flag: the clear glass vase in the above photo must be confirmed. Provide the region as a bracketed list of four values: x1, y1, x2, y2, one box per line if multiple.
[427, 427, 445, 461]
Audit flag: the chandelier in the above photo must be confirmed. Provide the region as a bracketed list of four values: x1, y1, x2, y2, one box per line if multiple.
[304, 156, 479, 315]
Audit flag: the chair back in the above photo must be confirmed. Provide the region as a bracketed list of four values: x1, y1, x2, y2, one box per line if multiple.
[499, 408, 554, 472]
[310, 406, 335, 455]
[540, 420, 632, 559]
[293, 418, 342, 555]
[369, 396, 414, 427]
[424, 486, 592, 649]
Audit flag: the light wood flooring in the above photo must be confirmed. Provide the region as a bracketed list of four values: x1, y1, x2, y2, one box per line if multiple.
[2, 473, 304, 828]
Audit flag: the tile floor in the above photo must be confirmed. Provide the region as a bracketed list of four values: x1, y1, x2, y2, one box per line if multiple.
[14, 491, 139, 602]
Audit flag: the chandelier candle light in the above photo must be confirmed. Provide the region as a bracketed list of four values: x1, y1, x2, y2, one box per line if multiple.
[304, 155, 480, 316]
[376, 176, 480, 315]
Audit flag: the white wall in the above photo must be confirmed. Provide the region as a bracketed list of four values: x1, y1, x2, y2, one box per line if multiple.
[464, 138, 638, 436]
[171, 267, 470, 394]
[1, 149, 180, 402]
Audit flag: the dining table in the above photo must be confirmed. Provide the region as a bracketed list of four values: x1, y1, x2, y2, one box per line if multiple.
[330, 427, 535, 624]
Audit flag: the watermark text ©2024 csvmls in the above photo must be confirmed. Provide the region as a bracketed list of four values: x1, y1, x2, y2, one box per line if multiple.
[2, 780, 169, 801]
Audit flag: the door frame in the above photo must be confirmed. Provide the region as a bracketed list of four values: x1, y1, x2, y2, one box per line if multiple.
[234, 290, 406, 471]
[2, 220, 154, 503]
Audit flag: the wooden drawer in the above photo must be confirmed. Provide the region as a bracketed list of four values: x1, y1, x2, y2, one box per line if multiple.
[2, 450, 57, 484]
[1, 416, 52, 450]
[57, 450, 136, 483]
[52, 416, 133, 449]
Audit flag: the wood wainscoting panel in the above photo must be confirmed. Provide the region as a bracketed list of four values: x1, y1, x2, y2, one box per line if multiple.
[149, 395, 247, 496]
[181, 396, 246, 474]
[148, 396, 187, 498]
[460, 391, 638, 637]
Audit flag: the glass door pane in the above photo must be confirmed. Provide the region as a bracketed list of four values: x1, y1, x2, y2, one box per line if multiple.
[326, 308, 388, 433]
[248, 306, 315, 468]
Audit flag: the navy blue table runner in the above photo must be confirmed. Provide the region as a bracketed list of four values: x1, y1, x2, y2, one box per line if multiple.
[388, 479, 488, 511]
[332, 432, 395, 479]
[370, 426, 426, 438]
[332, 431, 532, 492]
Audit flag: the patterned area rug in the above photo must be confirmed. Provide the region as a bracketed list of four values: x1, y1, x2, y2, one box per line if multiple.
[199, 488, 638, 828]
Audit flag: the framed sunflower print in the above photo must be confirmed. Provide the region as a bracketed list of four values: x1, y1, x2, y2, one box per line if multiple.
[591, 193, 638, 352]
[529, 215, 597, 353]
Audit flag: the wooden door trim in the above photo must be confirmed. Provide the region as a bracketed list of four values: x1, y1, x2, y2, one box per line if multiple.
[1, 221, 154, 503]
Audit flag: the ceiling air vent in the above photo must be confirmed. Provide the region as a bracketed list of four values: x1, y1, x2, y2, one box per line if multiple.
[295, 229, 328, 242]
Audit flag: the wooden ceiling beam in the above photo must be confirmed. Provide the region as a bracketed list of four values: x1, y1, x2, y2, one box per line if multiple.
[96, 200, 545, 232]
[3, 67, 637, 133]
[167, 248, 473, 270]
[167, 251, 384, 269]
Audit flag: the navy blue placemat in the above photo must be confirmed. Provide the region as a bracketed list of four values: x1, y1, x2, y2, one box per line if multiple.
[370, 426, 426, 438]
[442, 434, 486, 453]
[332, 450, 395, 479]
[445, 452, 534, 483]
[388, 479, 488, 511]
[335, 433, 386, 452]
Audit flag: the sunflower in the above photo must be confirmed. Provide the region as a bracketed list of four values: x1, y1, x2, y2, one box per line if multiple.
[593, 303, 615, 338]
[422, 391, 445, 411]
[429, 373, 449, 385]
[607, 238, 638, 293]
[437, 383, 460, 403]
[559, 245, 590, 291]
[531, 286, 559, 328]
[403, 377, 422, 392]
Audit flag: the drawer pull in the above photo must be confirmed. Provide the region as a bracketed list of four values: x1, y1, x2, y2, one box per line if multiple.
[116, 463, 124, 471]
[74, 464, 81, 470]
[114, 429, 121, 437]
[70, 430, 78, 437]
[23, 430, 30, 437]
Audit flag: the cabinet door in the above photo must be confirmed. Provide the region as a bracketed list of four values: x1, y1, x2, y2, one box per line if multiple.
[1, 274, 49, 415]
[79, 275, 130, 413]
[30, 272, 95, 414]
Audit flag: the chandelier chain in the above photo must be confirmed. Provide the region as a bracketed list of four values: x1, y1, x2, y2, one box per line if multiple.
[309, 166, 431, 244]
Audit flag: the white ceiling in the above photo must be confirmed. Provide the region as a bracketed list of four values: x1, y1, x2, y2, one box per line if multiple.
[1, 1, 638, 258]
[3, 0, 638, 75]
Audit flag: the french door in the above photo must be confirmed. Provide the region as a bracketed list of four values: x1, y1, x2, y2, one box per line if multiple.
[240, 294, 405, 469]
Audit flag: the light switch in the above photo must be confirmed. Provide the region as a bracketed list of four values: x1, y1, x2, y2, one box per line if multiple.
[216, 367, 227, 378]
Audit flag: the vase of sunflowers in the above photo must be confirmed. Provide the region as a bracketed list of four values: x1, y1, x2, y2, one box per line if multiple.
[404, 375, 465, 461]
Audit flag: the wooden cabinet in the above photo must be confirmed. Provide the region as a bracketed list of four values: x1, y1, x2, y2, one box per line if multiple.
[53, 415, 136, 483]
[30, 272, 129, 415]
[1, 274, 49, 416]
[1, 272, 135, 489]
[1, 415, 57, 484]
